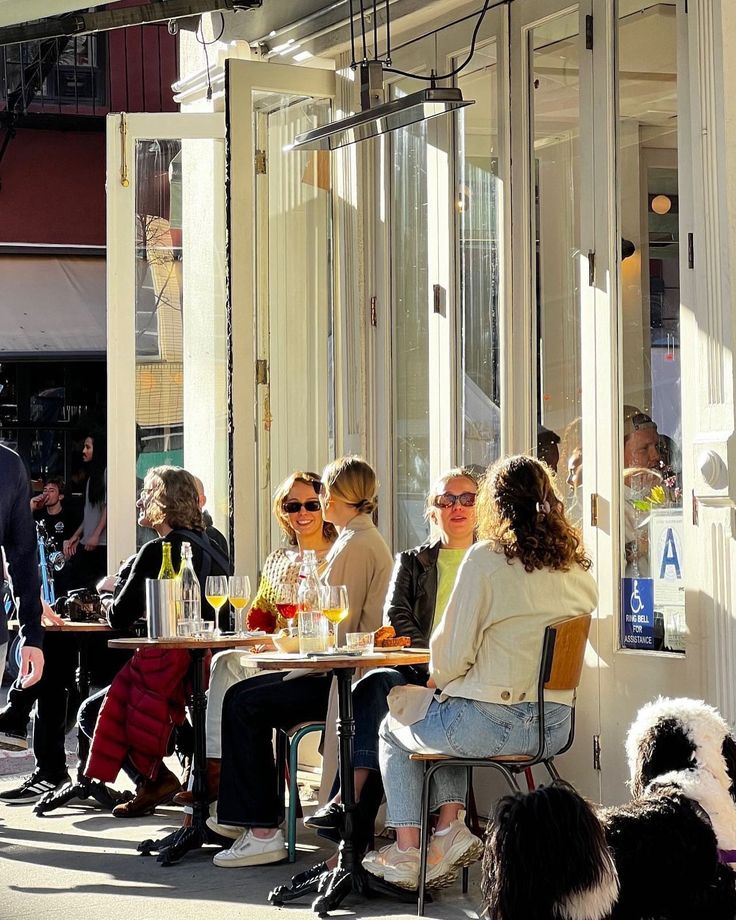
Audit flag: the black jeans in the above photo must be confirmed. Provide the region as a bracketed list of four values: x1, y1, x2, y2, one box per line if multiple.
[217, 671, 332, 829]
[0, 632, 78, 777]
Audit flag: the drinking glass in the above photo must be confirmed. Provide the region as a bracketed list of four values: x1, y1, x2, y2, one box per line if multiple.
[205, 575, 229, 635]
[274, 582, 300, 635]
[229, 575, 252, 635]
[298, 609, 328, 655]
[320, 584, 349, 651]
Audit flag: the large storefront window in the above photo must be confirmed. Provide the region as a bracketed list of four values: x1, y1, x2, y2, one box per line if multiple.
[391, 83, 430, 549]
[456, 41, 502, 470]
[530, 10, 583, 524]
[617, 0, 683, 652]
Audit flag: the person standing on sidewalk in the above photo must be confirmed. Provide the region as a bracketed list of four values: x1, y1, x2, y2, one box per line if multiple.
[0, 444, 45, 686]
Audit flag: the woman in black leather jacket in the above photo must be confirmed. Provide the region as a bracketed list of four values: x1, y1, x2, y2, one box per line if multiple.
[304, 467, 478, 855]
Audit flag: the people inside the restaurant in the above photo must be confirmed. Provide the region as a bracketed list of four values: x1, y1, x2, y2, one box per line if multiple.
[304, 468, 479, 868]
[77, 466, 231, 818]
[362, 455, 598, 890]
[30, 476, 81, 549]
[59, 431, 108, 591]
[172, 470, 337, 810]
[209, 456, 392, 868]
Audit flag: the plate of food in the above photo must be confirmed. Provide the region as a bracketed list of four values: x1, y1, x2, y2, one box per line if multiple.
[373, 625, 412, 650]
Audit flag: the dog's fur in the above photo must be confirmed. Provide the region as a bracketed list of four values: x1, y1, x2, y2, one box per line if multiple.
[482, 697, 736, 920]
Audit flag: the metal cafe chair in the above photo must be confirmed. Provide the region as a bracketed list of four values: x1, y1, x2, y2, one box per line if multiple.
[409, 612, 593, 915]
[277, 721, 326, 863]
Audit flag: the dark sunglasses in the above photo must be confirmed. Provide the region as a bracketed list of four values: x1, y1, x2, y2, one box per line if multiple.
[283, 500, 322, 514]
[433, 491, 477, 509]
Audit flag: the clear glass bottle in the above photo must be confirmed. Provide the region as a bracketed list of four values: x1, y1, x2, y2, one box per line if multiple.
[297, 549, 326, 653]
[158, 541, 177, 580]
[177, 541, 201, 623]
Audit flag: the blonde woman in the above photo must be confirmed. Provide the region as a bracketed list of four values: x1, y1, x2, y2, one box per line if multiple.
[211, 457, 393, 869]
[364, 455, 598, 889]
[305, 468, 480, 869]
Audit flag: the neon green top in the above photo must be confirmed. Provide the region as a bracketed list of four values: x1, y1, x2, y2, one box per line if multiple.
[433, 548, 467, 631]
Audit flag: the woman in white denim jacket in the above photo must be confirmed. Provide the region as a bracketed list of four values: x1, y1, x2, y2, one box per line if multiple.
[363, 455, 598, 890]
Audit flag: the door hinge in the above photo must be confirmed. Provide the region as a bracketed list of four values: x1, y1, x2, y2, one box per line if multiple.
[370, 295, 377, 328]
[433, 283, 443, 315]
[587, 249, 596, 287]
[590, 492, 599, 527]
[692, 490, 699, 526]
[255, 358, 268, 385]
[687, 232, 694, 269]
[593, 734, 601, 771]
[255, 149, 267, 175]
[119, 113, 129, 188]
[585, 14, 593, 50]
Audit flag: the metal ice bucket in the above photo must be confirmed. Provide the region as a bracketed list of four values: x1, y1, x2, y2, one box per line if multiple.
[145, 578, 181, 639]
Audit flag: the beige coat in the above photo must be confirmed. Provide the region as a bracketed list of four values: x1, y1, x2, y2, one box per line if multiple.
[317, 514, 393, 800]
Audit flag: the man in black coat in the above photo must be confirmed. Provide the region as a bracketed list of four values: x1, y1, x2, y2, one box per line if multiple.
[0, 444, 44, 687]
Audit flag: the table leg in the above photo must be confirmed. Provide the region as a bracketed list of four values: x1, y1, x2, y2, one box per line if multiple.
[137, 649, 210, 865]
[36, 633, 133, 816]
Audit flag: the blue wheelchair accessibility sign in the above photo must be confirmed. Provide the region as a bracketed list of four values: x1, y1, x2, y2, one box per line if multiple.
[621, 577, 655, 649]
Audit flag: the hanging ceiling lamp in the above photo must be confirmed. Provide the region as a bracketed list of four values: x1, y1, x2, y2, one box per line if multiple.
[288, 0, 494, 151]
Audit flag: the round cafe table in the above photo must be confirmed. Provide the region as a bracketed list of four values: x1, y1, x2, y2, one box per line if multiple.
[107, 634, 273, 866]
[246, 648, 430, 915]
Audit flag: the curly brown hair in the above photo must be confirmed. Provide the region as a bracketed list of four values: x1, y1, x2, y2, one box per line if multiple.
[143, 466, 204, 532]
[273, 471, 338, 547]
[477, 455, 591, 573]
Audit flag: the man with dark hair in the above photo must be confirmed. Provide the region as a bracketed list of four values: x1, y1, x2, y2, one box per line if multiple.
[0, 445, 44, 686]
[31, 477, 81, 549]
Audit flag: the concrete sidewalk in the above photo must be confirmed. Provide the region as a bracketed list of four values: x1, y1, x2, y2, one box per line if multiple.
[0, 753, 484, 920]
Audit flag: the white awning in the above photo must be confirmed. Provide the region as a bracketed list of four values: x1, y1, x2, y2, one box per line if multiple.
[0, 255, 106, 357]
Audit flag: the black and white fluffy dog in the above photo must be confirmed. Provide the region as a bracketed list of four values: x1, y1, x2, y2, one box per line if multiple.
[482, 697, 736, 920]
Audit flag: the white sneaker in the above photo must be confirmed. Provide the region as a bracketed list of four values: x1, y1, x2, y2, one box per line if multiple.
[212, 828, 286, 867]
[206, 815, 246, 840]
[362, 842, 420, 889]
[425, 810, 483, 889]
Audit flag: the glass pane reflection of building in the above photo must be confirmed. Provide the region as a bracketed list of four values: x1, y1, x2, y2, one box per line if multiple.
[618, 1, 683, 653]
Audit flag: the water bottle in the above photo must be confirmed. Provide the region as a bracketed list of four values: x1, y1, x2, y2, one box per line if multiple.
[297, 550, 326, 653]
[178, 542, 201, 624]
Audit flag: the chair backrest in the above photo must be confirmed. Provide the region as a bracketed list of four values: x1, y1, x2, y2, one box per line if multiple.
[540, 613, 592, 692]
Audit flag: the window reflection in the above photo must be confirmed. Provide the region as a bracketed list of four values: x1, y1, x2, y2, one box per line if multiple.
[456, 43, 502, 471]
[618, 1, 683, 653]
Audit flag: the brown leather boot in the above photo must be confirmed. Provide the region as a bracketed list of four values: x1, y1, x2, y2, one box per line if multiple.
[112, 765, 181, 818]
[172, 758, 221, 807]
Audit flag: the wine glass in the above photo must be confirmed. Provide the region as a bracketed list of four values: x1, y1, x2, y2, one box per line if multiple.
[229, 575, 252, 636]
[274, 582, 300, 635]
[205, 575, 229, 635]
[320, 584, 349, 651]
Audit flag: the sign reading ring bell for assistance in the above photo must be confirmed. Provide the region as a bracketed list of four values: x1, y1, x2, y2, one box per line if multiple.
[621, 577, 655, 649]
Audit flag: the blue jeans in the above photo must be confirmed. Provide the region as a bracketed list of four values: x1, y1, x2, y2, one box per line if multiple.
[352, 668, 417, 772]
[378, 698, 572, 827]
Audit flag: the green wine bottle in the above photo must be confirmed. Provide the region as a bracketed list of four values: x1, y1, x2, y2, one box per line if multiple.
[158, 541, 177, 579]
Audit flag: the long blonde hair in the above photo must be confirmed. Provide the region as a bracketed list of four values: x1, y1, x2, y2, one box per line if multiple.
[322, 456, 378, 515]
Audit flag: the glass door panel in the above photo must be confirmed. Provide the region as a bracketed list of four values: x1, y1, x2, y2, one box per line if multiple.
[253, 91, 335, 556]
[455, 40, 503, 470]
[107, 113, 226, 566]
[616, 0, 682, 652]
[530, 9, 584, 520]
[390, 74, 431, 549]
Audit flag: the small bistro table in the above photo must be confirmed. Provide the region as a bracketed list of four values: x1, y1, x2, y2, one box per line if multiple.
[107, 633, 273, 865]
[247, 648, 431, 915]
[14, 620, 131, 816]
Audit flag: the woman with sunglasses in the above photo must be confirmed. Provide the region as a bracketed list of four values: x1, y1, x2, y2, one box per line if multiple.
[302, 468, 479, 874]
[210, 456, 393, 868]
[363, 456, 597, 890]
[173, 471, 337, 810]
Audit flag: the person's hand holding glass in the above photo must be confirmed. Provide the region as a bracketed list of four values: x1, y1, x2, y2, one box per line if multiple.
[229, 575, 252, 635]
[320, 584, 349, 651]
[205, 575, 229, 635]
